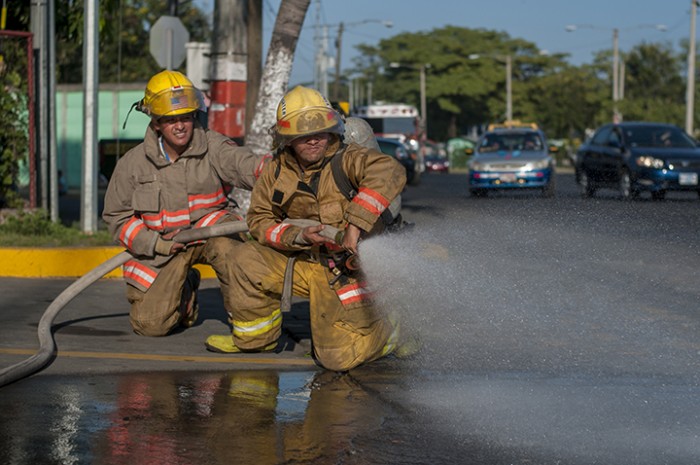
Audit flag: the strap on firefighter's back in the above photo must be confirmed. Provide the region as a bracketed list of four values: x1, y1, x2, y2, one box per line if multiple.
[331, 148, 402, 229]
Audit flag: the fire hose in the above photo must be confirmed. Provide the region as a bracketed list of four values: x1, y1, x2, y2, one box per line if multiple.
[0, 219, 346, 388]
[0, 221, 250, 388]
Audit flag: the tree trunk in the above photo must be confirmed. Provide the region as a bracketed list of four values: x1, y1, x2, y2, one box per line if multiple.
[232, 0, 309, 214]
[246, 0, 311, 153]
[448, 114, 458, 139]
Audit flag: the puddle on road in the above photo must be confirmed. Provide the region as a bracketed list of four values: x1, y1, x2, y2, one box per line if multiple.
[0, 369, 425, 465]
[2, 368, 700, 464]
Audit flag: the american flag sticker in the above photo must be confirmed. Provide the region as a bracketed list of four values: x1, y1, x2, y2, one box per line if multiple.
[170, 96, 188, 110]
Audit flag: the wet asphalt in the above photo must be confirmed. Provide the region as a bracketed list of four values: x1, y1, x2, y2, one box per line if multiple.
[2, 171, 700, 464]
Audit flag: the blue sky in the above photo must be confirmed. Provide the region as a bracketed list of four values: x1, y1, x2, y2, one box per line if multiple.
[198, 0, 695, 86]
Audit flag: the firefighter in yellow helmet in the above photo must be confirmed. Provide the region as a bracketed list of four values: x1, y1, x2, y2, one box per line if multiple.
[205, 86, 418, 370]
[102, 70, 270, 337]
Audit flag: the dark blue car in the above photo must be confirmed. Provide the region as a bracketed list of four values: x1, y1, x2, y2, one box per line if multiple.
[575, 122, 700, 200]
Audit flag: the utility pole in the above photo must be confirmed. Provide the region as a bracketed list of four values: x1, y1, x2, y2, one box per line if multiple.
[505, 55, 512, 122]
[245, 0, 262, 138]
[312, 0, 330, 96]
[320, 25, 329, 96]
[468, 53, 511, 122]
[567, 23, 665, 124]
[686, 0, 697, 135]
[81, 0, 99, 233]
[332, 19, 391, 102]
[30, 0, 47, 211]
[612, 28, 621, 122]
[48, 0, 56, 222]
[332, 22, 344, 101]
[30, 0, 57, 219]
[419, 64, 427, 138]
[313, 0, 322, 90]
[209, 0, 247, 142]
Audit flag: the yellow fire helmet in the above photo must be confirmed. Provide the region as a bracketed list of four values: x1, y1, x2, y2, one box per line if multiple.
[274, 86, 344, 148]
[140, 70, 205, 118]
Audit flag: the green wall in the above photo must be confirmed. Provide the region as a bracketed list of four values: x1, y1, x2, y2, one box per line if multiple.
[57, 85, 150, 189]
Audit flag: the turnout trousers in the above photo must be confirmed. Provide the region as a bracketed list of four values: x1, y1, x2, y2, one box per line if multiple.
[126, 236, 245, 336]
[229, 240, 397, 371]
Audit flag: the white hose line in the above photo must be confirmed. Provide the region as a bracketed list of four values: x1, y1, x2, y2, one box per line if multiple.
[0, 220, 249, 388]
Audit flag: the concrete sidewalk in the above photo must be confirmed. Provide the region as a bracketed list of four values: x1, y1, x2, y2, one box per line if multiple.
[0, 277, 316, 380]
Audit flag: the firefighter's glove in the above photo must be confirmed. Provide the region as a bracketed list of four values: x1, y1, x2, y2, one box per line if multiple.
[155, 229, 186, 256]
[155, 236, 177, 255]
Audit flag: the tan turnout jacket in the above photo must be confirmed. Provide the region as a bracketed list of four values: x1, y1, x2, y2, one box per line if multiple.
[248, 137, 406, 250]
[102, 122, 267, 291]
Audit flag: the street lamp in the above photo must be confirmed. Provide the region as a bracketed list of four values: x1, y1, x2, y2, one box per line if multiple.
[389, 62, 431, 140]
[332, 19, 393, 102]
[468, 53, 513, 121]
[565, 23, 667, 122]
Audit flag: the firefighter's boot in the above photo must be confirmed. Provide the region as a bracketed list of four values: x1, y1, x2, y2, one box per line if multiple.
[180, 268, 200, 328]
[205, 335, 278, 354]
[394, 333, 422, 358]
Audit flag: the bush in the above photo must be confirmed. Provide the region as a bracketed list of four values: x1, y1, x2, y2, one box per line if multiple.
[0, 37, 30, 209]
[0, 209, 114, 247]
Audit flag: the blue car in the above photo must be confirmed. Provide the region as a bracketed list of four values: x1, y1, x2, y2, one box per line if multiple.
[575, 122, 700, 200]
[468, 124, 555, 197]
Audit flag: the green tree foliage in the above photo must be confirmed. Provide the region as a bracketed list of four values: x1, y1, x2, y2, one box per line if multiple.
[0, 35, 30, 208]
[0, 0, 211, 205]
[353, 26, 578, 140]
[527, 64, 608, 139]
[4, 0, 211, 84]
[352, 26, 691, 141]
[55, 0, 212, 83]
[618, 42, 686, 124]
[0, 2, 29, 31]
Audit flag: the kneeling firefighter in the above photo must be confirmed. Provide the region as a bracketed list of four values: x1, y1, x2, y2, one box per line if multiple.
[205, 86, 417, 371]
[102, 70, 268, 337]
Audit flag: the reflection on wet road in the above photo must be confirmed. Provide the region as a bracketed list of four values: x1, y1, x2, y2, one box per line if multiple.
[2, 365, 699, 464]
[0, 369, 402, 465]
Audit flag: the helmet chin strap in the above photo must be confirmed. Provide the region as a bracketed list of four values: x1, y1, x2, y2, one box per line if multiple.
[122, 99, 146, 130]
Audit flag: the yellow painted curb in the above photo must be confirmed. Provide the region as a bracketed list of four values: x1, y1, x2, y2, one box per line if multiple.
[0, 247, 216, 279]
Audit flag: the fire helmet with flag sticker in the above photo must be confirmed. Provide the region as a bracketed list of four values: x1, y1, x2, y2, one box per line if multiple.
[140, 70, 205, 118]
[273, 86, 344, 149]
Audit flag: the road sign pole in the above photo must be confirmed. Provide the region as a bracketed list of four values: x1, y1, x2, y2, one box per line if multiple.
[166, 27, 173, 69]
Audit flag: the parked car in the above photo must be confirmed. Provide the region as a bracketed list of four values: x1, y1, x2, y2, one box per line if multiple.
[574, 122, 700, 200]
[403, 138, 424, 185]
[467, 123, 555, 197]
[376, 137, 416, 185]
[424, 154, 450, 173]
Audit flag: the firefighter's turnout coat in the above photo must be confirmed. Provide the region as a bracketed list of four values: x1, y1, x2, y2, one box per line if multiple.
[102, 122, 267, 335]
[230, 136, 407, 371]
